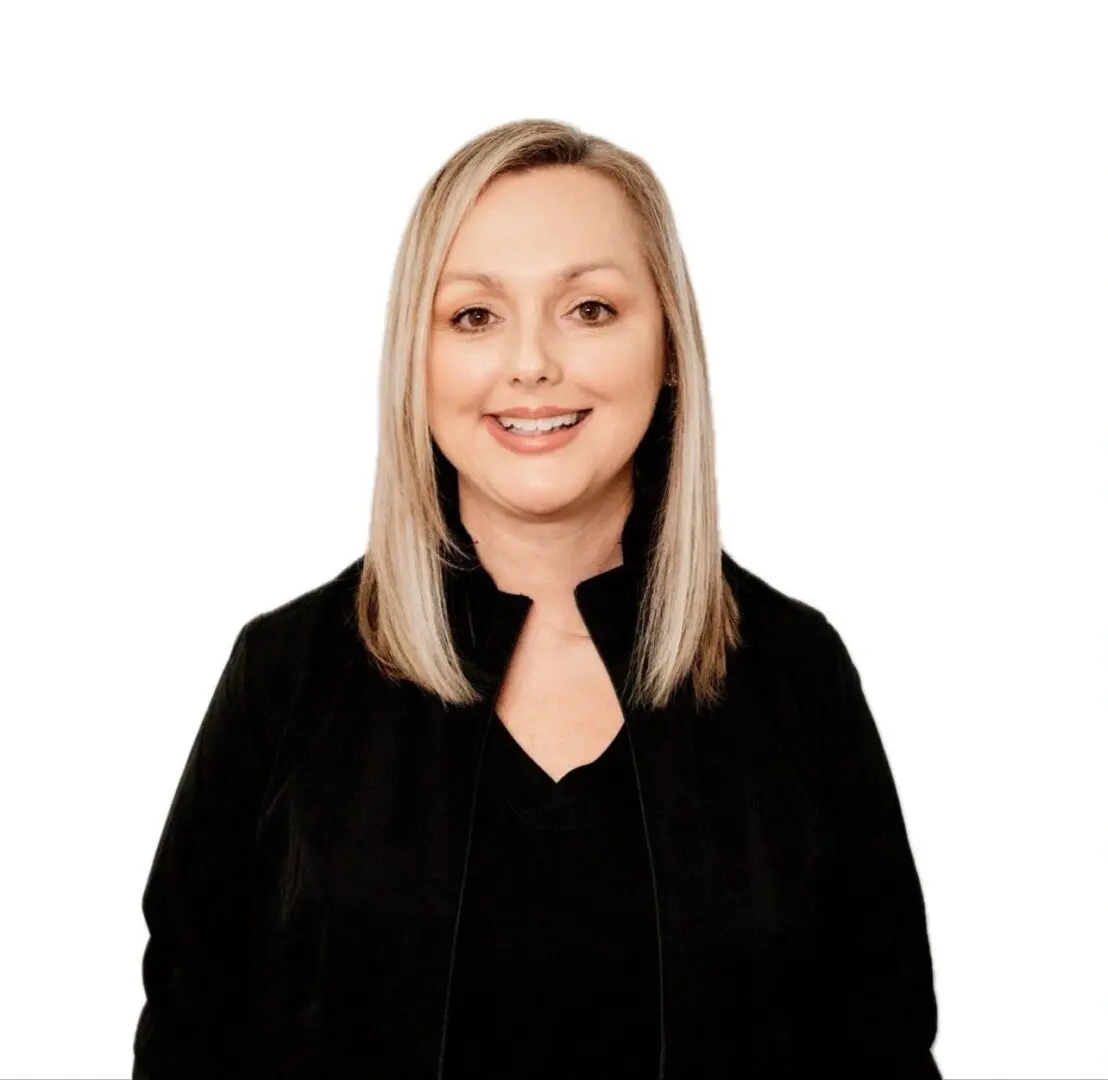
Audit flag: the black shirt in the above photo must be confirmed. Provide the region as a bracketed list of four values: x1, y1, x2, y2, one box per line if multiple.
[442, 712, 662, 1078]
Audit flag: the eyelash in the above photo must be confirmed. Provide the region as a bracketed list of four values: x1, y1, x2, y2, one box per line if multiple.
[448, 299, 618, 335]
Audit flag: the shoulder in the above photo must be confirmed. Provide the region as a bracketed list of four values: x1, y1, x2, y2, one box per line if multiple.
[718, 548, 858, 731]
[238, 554, 368, 707]
[718, 551, 870, 808]
[246, 554, 363, 637]
[720, 548, 841, 668]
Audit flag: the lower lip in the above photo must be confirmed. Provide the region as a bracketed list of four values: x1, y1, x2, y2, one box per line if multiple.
[484, 411, 592, 454]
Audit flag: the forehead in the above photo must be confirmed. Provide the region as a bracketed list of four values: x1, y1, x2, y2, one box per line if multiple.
[439, 167, 646, 286]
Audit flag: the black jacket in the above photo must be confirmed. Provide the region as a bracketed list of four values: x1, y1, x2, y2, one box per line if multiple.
[133, 445, 941, 1078]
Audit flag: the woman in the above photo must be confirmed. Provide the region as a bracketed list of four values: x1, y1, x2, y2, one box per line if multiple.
[133, 119, 941, 1078]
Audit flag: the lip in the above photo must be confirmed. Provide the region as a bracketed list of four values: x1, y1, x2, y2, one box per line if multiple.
[484, 409, 592, 455]
[487, 405, 590, 419]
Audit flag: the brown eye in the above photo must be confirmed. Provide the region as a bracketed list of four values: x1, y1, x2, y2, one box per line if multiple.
[450, 306, 494, 333]
[576, 300, 617, 324]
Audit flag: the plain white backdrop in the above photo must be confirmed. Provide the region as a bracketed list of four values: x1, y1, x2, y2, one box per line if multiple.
[0, 3, 1104, 1077]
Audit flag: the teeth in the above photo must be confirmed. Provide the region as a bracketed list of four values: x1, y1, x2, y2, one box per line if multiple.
[495, 411, 583, 433]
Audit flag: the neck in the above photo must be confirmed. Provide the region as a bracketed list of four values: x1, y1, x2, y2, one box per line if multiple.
[457, 470, 634, 640]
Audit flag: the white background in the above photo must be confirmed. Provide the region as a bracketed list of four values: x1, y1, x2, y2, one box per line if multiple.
[1, 3, 1105, 1077]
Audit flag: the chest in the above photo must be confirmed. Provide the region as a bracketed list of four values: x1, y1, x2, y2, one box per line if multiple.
[492, 624, 626, 784]
[258, 630, 836, 1070]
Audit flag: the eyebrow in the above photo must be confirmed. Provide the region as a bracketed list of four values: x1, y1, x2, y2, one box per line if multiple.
[436, 259, 630, 291]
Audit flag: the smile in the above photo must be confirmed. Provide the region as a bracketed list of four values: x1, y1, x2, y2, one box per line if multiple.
[484, 409, 593, 454]
[494, 410, 588, 433]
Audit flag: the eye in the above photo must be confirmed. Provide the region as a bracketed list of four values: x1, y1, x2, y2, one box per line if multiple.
[449, 299, 619, 335]
[450, 306, 496, 334]
[575, 299, 618, 325]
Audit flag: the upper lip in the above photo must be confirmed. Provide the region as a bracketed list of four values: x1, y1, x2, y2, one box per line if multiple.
[488, 406, 591, 419]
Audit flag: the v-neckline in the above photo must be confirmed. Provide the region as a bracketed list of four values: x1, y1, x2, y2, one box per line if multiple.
[493, 711, 626, 787]
[486, 712, 628, 828]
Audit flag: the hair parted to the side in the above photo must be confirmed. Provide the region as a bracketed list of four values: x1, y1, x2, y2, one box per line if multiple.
[355, 117, 741, 712]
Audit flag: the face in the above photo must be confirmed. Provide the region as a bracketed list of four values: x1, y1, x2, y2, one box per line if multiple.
[427, 165, 666, 524]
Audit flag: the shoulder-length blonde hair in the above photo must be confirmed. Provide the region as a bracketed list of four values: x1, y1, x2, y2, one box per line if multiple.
[356, 118, 740, 712]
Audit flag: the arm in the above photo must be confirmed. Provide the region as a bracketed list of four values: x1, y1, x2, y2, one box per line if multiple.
[133, 619, 268, 1079]
[815, 617, 942, 1078]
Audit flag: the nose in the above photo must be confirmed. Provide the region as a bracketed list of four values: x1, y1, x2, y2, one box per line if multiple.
[503, 317, 561, 387]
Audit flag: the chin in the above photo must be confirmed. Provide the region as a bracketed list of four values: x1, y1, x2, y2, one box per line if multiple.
[486, 473, 594, 520]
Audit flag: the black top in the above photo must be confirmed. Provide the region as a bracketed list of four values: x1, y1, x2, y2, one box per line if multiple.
[441, 712, 662, 1078]
[134, 406, 941, 1076]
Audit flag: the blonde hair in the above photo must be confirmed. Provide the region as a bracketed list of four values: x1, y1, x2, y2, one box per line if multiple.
[356, 118, 740, 712]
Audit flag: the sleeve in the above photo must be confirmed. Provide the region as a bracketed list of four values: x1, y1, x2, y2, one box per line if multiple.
[815, 617, 942, 1078]
[133, 619, 269, 1080]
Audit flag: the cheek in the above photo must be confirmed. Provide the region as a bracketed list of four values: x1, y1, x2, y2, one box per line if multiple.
[427, 347, 489, 421]
[580, 321, 664, 392]
[585, 362, 663, 424]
